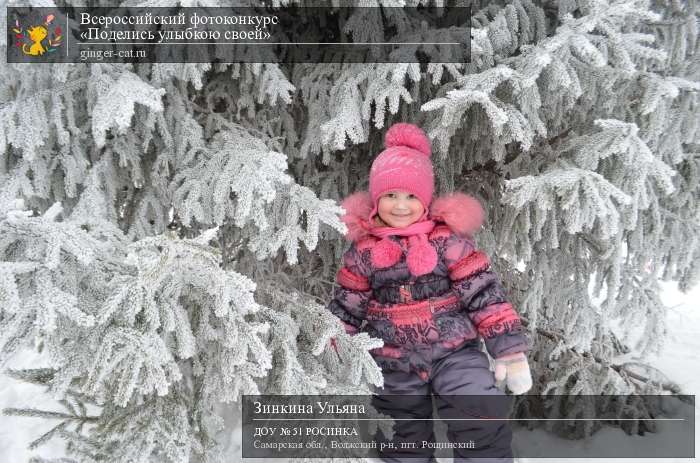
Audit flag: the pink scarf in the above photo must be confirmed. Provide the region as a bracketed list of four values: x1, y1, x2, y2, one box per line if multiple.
[369, 219, 438, 277]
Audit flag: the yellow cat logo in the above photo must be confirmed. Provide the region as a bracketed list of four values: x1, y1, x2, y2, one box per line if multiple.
[23, 25, 48, 56]
[13, 14, 62, 57]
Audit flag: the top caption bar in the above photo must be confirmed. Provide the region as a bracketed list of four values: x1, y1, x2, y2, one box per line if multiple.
[6, 6, 471, 64]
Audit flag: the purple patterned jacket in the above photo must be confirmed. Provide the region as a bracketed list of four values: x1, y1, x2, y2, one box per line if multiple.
[326, 192, 529, 380]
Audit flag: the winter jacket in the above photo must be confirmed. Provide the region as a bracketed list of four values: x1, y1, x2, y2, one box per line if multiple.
[326, 192, 529, 379]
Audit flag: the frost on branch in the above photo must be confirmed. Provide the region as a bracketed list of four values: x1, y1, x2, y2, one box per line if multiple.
[247, 184, 346, 264]
[90, 69, 166, 149]
[0, 202, 98, 365]
[253, 290, 384, 396]
[172, 127, 291, 229]
[504, 161, 632, 241]
[69, 393, 199, 462]
[0, 204, 273, 457]
[173, 127, 346, 264]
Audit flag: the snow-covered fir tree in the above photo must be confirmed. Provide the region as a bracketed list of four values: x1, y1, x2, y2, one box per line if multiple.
[1, 0, 698, 460]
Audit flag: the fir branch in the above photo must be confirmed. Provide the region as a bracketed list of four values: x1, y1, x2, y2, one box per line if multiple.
[29, 457, 78, 463]
[4, 368, 56, 386]
[3, 407, 98, 422]
[0, 78, 90, 113]
[28, 421, 68, 450]
[521, 316, 684, 395]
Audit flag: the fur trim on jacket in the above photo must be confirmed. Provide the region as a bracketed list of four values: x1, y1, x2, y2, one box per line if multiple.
[339, 191, 485, 242]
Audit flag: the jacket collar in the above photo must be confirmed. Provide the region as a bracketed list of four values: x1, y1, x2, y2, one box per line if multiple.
[339, 191, 484, 242]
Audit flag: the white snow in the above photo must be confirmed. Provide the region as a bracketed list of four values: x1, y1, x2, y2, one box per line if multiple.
[0, 349, 68, 460]
[514, 279, 700, 463]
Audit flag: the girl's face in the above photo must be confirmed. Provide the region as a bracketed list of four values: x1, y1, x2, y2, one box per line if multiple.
[376, 190, 425, 228]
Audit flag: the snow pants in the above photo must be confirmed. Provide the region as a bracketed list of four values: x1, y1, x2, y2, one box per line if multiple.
[372, 346, 513, 463]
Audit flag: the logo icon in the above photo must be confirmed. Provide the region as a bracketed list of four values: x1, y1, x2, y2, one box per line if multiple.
[13, 14, 62, 56]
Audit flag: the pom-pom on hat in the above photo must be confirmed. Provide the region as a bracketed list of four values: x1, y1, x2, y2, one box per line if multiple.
[369, 123, 434, 218]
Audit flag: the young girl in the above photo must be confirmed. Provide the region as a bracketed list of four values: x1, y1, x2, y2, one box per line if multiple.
[326, 122, 532, 462]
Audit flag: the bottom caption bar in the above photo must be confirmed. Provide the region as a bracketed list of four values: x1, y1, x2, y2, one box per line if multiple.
[241, 394, 695, 459]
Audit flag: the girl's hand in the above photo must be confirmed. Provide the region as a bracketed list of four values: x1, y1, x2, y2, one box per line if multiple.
[494, 352, 532, 395]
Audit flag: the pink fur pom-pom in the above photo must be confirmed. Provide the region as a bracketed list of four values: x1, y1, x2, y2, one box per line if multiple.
[340, 192, 373, 241]
[384, 123, 431, 157]
[371, 238, 402, 268]
[406, 242, 438, 276]
[430, 193, 485, 237]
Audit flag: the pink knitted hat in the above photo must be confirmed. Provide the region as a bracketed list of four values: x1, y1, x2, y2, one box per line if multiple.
[369, 123, 434, 219]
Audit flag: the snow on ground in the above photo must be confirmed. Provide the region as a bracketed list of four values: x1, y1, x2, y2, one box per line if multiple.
[515, 279, 700, 463]
[2, 281, 698, 462]
[0, 349, 68, 461]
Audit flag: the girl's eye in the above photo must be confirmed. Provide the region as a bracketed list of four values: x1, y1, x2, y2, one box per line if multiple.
[408, 194, 416, 199]
[386, 193, 396, 198]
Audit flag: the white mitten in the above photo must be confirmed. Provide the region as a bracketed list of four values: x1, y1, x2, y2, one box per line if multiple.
[494, 352, 532, 395]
